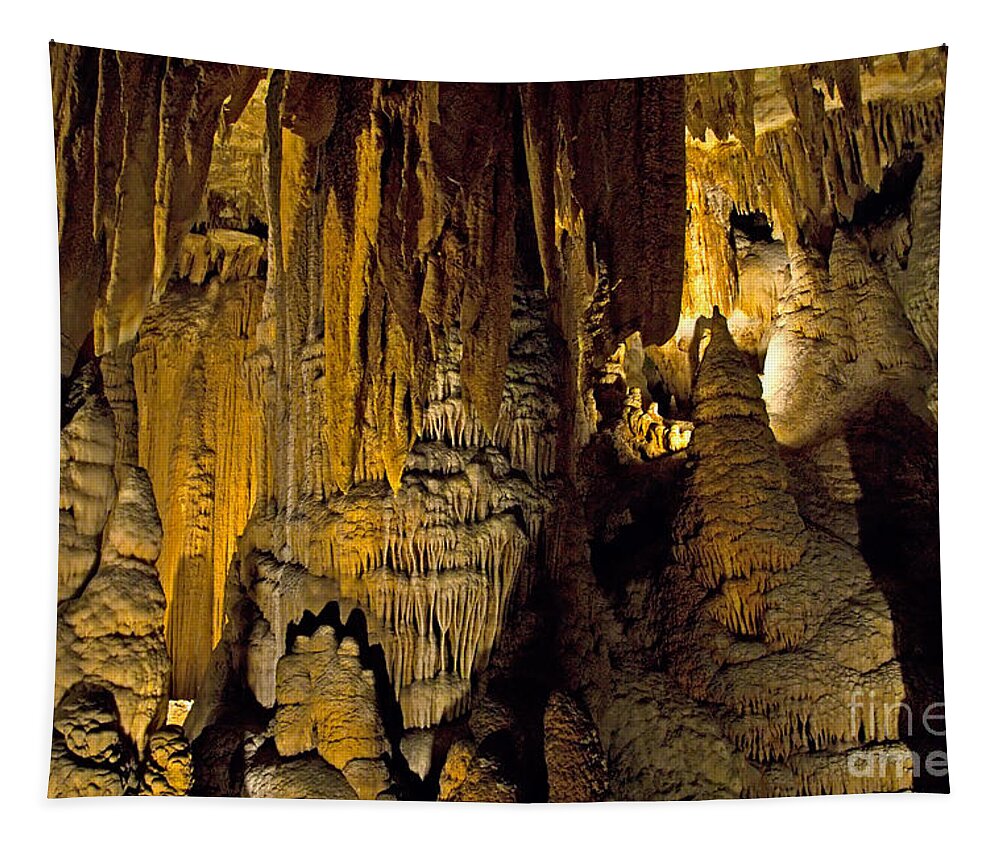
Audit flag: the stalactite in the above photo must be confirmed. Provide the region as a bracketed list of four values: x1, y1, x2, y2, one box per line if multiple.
[133, 275, 265, 697]
[175, 230, 266, 285]
[204, 78, 268, 230]
[51, 44, 104, 375]
[687, 89, 944, 254]
[50, 45, 262, 362]
[242, 467, 538, 727]
[686, 70, 757, 150]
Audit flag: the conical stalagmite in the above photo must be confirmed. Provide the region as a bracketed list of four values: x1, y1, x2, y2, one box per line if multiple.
[673, 308, 806, 636]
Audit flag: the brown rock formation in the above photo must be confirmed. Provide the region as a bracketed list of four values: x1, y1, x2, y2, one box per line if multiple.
[648, 311, 911, 794]
[242, 739, 358, 800]
[438, 738, 518, 803]
[543, 691, 609, 802]
[51, 377, 172, 795]
[133, 272, 265, 696]
[51, 45, 262, 370]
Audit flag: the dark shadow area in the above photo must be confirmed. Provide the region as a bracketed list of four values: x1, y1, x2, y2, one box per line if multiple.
[584, 437, 687, 592]
[479, 680, 551, 803]
[853, 149, 924, 231]
[419, 718, 469, 800]
[730, 208, 775, 243]
[60, 332, 99, 428]
[190, 590, 271, 796]
[191, 722, 256, 797]
[846, 397, 948, 792]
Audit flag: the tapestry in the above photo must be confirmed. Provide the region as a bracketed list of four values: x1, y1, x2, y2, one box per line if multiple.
[49, 43, 947, 800]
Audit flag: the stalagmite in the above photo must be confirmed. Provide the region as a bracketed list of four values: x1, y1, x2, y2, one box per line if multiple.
[140, 727, 194, 796]
[762, 236, 931, 447]
[438, 738, 517, 803]
[543, 691, 609, 802]
[644, 317, 912, 793]
[673, 309, 806, 635]
[272, 626, 391, 799]
[52, 377, 173, 796]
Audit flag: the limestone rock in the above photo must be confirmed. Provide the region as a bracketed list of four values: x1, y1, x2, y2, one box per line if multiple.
[54, 390, 170, 777]
[762, 237, 931, 448]
[141, 727, 194, 795]
[543, 691, 608, 802]
[273, 626, 390, 798]
[102, 463, 162, 563]
[49, 736, 128, 798]
[58, 398, 117, 592]
[342, 758, 393, 801]
[400, 729, 435, 781]
[673, 309, 807, 636]
[49, 683, 133, 798]
[438, 738, 517, 803]
[50, 44, 263, 363]
[243, 738, 358, 800]
[53, 683, 126, 766]
[133, 273, 265, 697]
[48, 44, 945, 801]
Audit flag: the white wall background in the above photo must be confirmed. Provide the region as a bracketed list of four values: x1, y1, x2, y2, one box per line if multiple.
[0, 3, 993, 848]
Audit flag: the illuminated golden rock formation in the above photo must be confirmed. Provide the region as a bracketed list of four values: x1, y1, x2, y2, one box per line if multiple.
[243, 744, 359, 800]
[51, 45, 262, 370]
[236, 280, 556, 731]
[273, 626, 391, 798]
[51, 379, 173, 796]
[175, 230, 266, 285]
[55, 451, 169, 752]
[685, 52, 945, 249]
[239, 444, 540, 730]
[645, 313, 911, 794]
[657, 49, 945, 421]
[673, 309, 807, 636]
[399, 729, 434, 781]
[133, 274, 265, 696]
[140, 727, 194, 796]
[250, 74, 685, 498]
[555, 307, 921, 799]
[58, 391, 117, 601]
[762, 235, 931, 447]
[438, 738, 517, 803]
[49, 683, 130, 797]
[205, 79, 268, 231]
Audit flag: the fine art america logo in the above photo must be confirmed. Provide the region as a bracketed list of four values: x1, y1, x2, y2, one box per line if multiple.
[848, 691, 948, 780]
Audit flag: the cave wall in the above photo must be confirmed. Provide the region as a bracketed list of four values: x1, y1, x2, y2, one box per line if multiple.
[50, 43, 946, 800]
